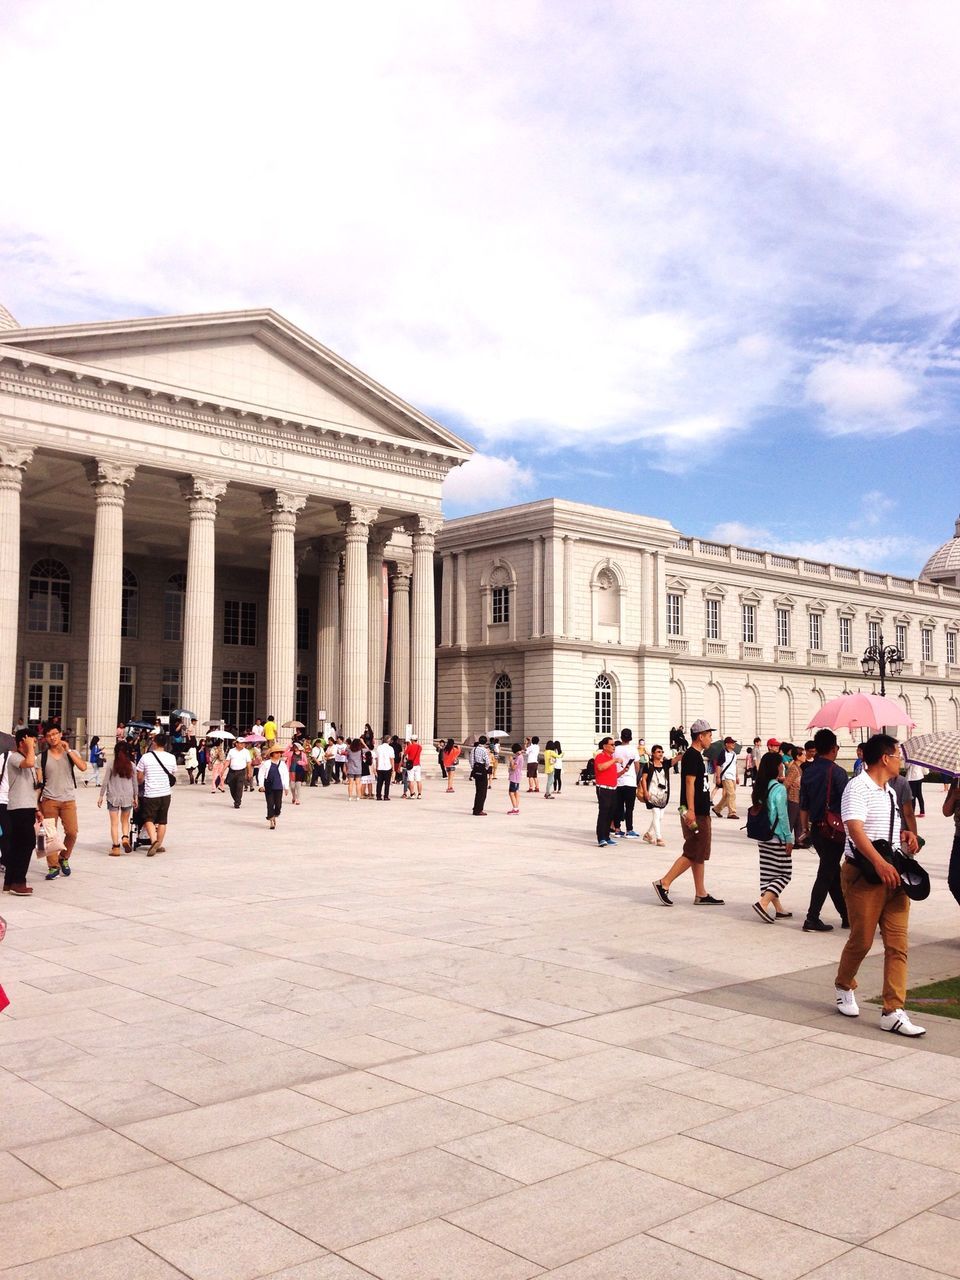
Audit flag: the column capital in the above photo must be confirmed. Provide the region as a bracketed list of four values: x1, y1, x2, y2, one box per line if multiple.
[314, 534, 343, 568]
[262, 489, 307, 531]
[180, 475, 227, 514]
[86, 458, 136, 501]
[368, 526, 393, 560]
[0, 440, 33, 491]
[388, 561, 413, 588]
[335, 502, 380, 533]
[404, 513, 444, 547]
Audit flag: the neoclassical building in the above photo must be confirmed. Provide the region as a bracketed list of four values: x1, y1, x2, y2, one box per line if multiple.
[436, 500, 960, 757]
[0, 306, 471, 741]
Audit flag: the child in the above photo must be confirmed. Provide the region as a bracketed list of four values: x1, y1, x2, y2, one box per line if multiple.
[508, 742, 524, 813]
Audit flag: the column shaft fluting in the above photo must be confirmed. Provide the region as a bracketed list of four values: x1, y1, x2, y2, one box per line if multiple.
[367, 535, 389, 735]
[263, 491, 306, 736]
[388, 564, 412, 732]
[408, 516, 442, 742]
[181, 477, 226, 727]
[86, 460, 136, 741]
[337, 504, 378, 736]
[315, 538, 341, 729]
[0, 443, 33, 731]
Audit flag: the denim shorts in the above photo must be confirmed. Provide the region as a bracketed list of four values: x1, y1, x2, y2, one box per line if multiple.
[508, 781, 520, 793]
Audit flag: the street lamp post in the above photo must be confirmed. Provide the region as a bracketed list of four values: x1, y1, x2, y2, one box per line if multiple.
[860, 629, 904, 697]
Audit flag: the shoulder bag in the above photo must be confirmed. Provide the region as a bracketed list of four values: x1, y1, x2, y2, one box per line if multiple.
[149, 751, 177, 787]
[816, 766, 846, 847]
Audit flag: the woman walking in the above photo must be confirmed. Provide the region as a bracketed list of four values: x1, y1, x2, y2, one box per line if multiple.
[286, 739, 308, 804]
[87, 736, 104, 787]
[543, 741, 557, 798]
[98, 741, 138, 854]
[209, 742, 226, 793]
[258, 743, 289, 829]
[751, 750, 794, 923]
[183, 737, 198, 785]
[784, 743, 804, 840]
[442, 738, 460, 792]
[639, 744, 671, 846]
[196, 740, 207, 787]
[507, 742, 523, 813]
[552, 741, 564, 793]
[906, 761, 925, 817]
[345, 738, 363, 801]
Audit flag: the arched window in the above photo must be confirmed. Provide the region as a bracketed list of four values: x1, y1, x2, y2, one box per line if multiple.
[163, 572, 187, 643]
[121, 567, 139, 639]
[490, 565, 511, 625]
[596, 568, 619, 627]
[594, 673, 612, 736]
[494, 673, 512, 733]
[28, 558, 71, 633]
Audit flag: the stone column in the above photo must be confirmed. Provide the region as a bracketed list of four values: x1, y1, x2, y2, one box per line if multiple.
[407, 515, 443, 741]
[388, 562, 412, 733]
[440, 552, 454, 646]
[0, 442, 33, 731]
[563, 535, 575, 638]
[336, 503, 379, 735]
[455, 553, 467, 645]
[180, 476, 227, 727]
[530, 537, 543, 639]
[86, 460, 136, 741]
[543, 534, 563, 636]
[315, 536, 341, 730]
[367, 529, 390, 736]
[262, 490, 307, 736]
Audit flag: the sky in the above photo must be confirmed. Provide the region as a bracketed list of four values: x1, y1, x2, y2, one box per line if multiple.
[1, 0, 958, 576]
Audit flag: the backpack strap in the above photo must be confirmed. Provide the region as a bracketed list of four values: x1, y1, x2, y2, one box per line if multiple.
[148, 751, 176, 783]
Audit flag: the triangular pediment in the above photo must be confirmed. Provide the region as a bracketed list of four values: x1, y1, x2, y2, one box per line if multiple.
[1, 309, 471, 458]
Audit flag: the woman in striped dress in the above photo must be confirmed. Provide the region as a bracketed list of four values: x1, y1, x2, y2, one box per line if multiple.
[752, 751, 794, 923]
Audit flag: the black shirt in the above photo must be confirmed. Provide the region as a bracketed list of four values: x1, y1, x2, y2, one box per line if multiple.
[798, 755, 847, 823]
[681, 747, 711, 816]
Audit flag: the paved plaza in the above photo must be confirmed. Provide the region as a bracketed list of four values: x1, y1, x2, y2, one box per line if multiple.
[1, 778, 960, 1278]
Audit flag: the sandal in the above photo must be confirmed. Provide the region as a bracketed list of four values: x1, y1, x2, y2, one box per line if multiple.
[110, 845, 122, 856]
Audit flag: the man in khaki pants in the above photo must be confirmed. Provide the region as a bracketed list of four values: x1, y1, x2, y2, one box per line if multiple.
[835, 733, 925, 1037]
[712, 736, 739, 819]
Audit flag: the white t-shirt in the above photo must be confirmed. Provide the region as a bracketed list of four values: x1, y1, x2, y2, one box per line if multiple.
[525, 743, 539, 765]
[718, 750, 738, 781]
[374, 743, 395, 770]
[905, 763, 924, 783]
[840, 770, 900, 863]
[0, 751, 9, 806]
[613, 742, 639, 787]
[139, 750, 177, 798]
[227, 746, 249, 771]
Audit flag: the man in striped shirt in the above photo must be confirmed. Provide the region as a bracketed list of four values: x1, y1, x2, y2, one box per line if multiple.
[470, 736, 490, 816]
[835, 733, 925, 1036]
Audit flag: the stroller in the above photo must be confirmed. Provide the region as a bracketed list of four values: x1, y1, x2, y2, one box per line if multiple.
[128, 778, 153, 852]
[576, 757, 596, 786]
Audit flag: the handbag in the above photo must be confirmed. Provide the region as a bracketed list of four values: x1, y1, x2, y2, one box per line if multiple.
[852, 792, 931, 899]
[149, 750, 177, 787]
[646, 767, 670, 809]
[815, 766, 845, 846]
[35, 817, 65, 860]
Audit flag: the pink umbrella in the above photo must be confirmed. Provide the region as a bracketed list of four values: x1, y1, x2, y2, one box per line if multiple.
[807, 692, 915, 733]
[242, 733, 267, 744]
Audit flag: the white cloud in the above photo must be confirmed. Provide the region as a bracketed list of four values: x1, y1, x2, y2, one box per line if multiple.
[707, 520, 935, 577]
[443, 454, 534, 513]
[805, 354, 920, 431]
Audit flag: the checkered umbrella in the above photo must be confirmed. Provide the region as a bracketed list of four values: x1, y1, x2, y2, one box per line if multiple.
[902, 731, 960, 779]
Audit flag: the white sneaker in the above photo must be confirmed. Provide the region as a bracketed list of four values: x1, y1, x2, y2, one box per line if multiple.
[879, 1009, 926, 1037]
[835, 987, 859, 1017]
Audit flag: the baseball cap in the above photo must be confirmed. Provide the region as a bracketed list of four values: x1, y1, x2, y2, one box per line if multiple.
[690, 718, 715, 736]
[767, 737, 781, 750]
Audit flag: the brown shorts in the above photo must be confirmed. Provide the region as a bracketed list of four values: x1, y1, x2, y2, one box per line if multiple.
[526, 763, 538, 778]
[681, 813, 711, 862]
[141, 795, 171, 825]
[40, 798, 78, 841]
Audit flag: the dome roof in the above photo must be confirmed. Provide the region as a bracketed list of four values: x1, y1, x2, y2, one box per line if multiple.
[920, 517, 960, 583]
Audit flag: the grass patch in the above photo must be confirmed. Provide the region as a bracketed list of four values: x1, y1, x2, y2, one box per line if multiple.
[869, 975, 960, 1019]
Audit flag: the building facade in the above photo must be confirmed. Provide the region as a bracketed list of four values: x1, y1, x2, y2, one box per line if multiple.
[436, 500, 960, 758]
[0, 307, 471, 741]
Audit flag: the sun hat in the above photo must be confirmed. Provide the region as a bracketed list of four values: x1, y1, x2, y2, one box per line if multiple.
[264, 742, 285, 757]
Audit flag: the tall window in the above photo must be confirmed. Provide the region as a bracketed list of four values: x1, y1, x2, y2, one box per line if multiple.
[163, 573, 187, 643]
[494, 673, 512, 733]
[741, 604, 757, 644]
[25, 660, 66, 721]
[895, 624, 907, 657]
[839, 616, 852, 654]
[948, 631, 957, 666]
[922, 628, 933, 662]
[666, 593, 682, 636]
[776, 608, 790, 649]
[809, 612, 823, 651]
[224, 600, 257, 646]
[27, 558, 71, 633]
[868, 620, 881, 649]
[594, 673, 612, 736]
[596, 569, 620, 627]
[296, 674, 310, 726]
[118, 665, 134, 723]
[160, 666, 180, 713]
[705, 598, 720, 640]
[297, 606, 310, 652]
[121, 568, 139, 638]
[221, 671, 256, 727]
[491, 585, 510, 625]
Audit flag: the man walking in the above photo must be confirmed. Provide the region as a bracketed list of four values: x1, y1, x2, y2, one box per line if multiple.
[835, 733, 925, 1036]
[3, 727, 40, 894]
[612, 728, 641, 838]
[798, 728, 849, 932]
[225, 740, 249, 808]
[374, 735, 395, 800]
[470, 735, 490, 815]
[712, 736, 740, 819]
[38, 721, 87, 880]
[525, 736, 541, 792]
[652, 719, 724, 907]
[404, 734, 424, 798]
[137, 732, 177, 857]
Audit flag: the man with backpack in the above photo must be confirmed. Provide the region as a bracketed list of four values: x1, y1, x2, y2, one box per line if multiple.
[798, 728, 850, 933]
[38, 720, 87, 880]
[137, 731, 177, 857]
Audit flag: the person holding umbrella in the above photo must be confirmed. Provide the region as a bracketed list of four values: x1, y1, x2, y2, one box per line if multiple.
[258, 742, 289, 829]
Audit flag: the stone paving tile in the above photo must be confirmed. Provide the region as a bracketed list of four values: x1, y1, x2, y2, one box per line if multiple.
[803, 1253, 948, 1280]
[856, 1054, 960, 1101]
[254, 1148, 519, 1250]
[0, 1151, 59, 1204]
[263, 1260, 380, 1279]
[654, 1066, 790, 1112]
[0, 1164, 235, 1271]
[507, 1045, 681, 1100]
[860, 1121, 960, 1173]
[152, 1047, 347, 1106]
[440, 1077, 573, 1121]
[868, 1212, 960, 1277]
[617, 1133, 782, 1195]
[733, 1146, 960, 1243]
[624, 1031, 747, 1067]
[448, 1159, 711, 1268]
[802, 1075, 947, 1120]
[180, 1137, 338, 1200]
[442, 1122, 598, 1182]
[715, 1039, 889, 1090]
[497, 1028, 605, 1059]
[916, 1100, 960, 1135]
[291, 1069, 422, 1112]
[12, 1128, 162, 1187]
[0, 1236, 193, 1279]
[933, 1191, 960, 1221]
[137, 1204, 325, 1280]
[27, 1076, 196, 1127]
[537, 1232, 751, 1278]
[649, 1200, 850, 1280]
[303, 1034, 415, 1067]
[523, 1083, 729, 1156]
[0, 1078, 99, 1149]
[370, 1041, 552, 1092]
[342, 1219, 543, 1279]
[560, 1004, 711, 1045]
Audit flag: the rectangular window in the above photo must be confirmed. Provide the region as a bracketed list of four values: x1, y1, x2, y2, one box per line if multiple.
[23, 661, 67, 723]
[223, 600, 257, 647]
[948, 631, 957, 666]
[776, 608, 790, 649]
[491, 585, 510, 625]
[705, 598, 720, 640]
[297, 606, 310, 652]
[839, 616, 851, 653]
[741, 604, 756, 645]
[868, 620, 880, 649]
[895, 624, 907, 657]
[666, 593, 682, 636]
[296, 674, 310, 727]
[220, 671, 256, 728]
[809, 613, 823, 651]
[922, 628, 933, 662]
[494, 680, 512, 733]
[160, 666, 180, 714]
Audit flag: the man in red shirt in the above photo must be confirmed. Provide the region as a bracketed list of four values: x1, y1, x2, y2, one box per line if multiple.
[594, 736, 631, 847]
[403, 734, 424, 799]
